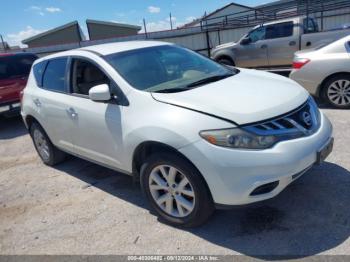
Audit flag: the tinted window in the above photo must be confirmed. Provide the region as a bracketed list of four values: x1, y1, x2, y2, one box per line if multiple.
[248, 26, 266, 42]
[266, 22, 294, 39]
[33, 61, 47, 87]
[42, 58, 67, 92]
[303, 18, 318, 34]
[0, 54, 37, 80]
[70, 59, 109, 96]
[15, 55, 37, 75]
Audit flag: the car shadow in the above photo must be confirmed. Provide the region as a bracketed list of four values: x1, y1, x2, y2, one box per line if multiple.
[0, 115, 28, 140]
[54, 159, 350, 259]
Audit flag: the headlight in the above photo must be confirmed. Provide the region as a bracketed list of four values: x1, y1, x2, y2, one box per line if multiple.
[199, 128, 278, 149]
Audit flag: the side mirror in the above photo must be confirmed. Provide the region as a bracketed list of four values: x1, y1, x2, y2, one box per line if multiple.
[89, 84, 111, 102]
[241, 37, 251, 45]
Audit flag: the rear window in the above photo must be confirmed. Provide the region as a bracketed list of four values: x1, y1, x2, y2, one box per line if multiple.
[266, 22, 294, 39]
[0, 54, 37, 80]
[42, 58, 68, 92]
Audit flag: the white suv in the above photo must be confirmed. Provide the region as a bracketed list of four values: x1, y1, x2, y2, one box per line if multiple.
[21, 41, 333, 227]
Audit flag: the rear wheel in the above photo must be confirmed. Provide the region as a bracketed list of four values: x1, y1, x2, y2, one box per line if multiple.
[30, 122, 66, 166]
[322, 74, 350, 109]
[217, 57, 235, 66]
[141, 153, 214, 227]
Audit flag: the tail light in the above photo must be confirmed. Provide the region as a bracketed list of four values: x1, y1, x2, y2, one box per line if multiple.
[19, 90, 24, 110]
[293, 58, 310, 69]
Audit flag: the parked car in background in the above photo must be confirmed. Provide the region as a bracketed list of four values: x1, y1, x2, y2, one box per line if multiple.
[0, 53, 37, 117]
[21, 41, 333, 227]
[211, 16, 350, 70]
[290, 35, 350, 109]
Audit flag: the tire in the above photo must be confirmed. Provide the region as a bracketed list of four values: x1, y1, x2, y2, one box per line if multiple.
[30, 122, 66, 166]
[140, 153, 214, 227]
[217, 57, 235, 66]
[321, 74, 350, 109]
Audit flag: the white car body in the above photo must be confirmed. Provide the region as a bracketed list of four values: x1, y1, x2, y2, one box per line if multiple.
[22, 41, 333, 211]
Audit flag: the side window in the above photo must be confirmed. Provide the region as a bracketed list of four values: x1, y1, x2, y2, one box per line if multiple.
[303, 18, 318, 34]
[42, 58, 68, 92]
[266, 22, 294, 39]
[33, 61, 47, 87]
[0, 58, 15, 80]
[248, 26, 266, 43]
[13, 55, 37, 76]
[70, 59, 110, 96]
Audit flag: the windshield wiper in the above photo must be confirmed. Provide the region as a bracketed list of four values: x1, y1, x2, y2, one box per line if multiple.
[153, 87, 192, 93]
[186, 73, 233, 88]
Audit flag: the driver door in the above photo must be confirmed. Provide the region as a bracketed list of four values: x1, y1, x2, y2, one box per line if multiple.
[235, 26, 269, 68]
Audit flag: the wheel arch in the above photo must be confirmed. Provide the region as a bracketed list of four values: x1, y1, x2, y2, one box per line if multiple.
[132, 141, 213, 199]
[24, 114, 40, 130]
[318, 72, 350, 96]
[215, 55, 235, 66]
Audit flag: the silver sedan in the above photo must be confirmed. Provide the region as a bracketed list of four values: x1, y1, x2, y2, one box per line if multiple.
[290, 35, 350, 109]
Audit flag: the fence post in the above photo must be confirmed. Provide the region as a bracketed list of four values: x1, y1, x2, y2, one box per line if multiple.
[205, 30, 211, 57]
[217, 30, 221, 45]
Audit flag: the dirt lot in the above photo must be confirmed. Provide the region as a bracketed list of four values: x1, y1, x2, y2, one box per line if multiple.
[0, 107, 349, 258]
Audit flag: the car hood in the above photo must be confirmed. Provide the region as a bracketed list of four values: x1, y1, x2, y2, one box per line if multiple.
[152, 69, 309, 125]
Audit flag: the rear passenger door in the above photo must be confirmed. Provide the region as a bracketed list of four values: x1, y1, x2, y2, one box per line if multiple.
[266, 21, 299, 67]
[34, 57, 75, 153]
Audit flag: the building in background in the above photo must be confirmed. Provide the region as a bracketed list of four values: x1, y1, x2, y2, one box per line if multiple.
[181, 3, 254, 28]
[22, 21, 85, 48]
[86, 20, 141, 41]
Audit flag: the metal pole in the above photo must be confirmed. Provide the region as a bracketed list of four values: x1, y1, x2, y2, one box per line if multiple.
[169, 13, 173, 30]
[205, 30, 211, 57]
[143, 18, 148, 39]
[0, 34, 6, 52]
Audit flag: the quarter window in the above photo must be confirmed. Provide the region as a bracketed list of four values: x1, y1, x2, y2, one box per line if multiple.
[266, 22, 294, 39]
[70, 59, 109, 96]
[42, 58, 68, 92]
[33, 61, 47, 87]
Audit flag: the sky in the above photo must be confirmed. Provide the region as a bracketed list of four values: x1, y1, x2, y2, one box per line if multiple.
[0, 0, 274, 47]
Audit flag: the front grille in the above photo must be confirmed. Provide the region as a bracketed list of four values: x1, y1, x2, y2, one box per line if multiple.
[244, 97, 321, 138]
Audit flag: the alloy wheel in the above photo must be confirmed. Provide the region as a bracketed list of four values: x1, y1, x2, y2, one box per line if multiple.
[33, 129, 50, 161]
[148, 165, 195, 218]
[327, 79, 350, 106]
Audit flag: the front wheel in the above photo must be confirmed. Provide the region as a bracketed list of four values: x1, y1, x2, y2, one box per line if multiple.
[141, 153, 214, 227]
[322, 74, 350, 109]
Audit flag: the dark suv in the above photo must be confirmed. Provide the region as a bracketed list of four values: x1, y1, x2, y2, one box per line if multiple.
[0, 53, 37, 117]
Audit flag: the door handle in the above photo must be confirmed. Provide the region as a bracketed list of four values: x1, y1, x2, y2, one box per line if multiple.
[289, 41, 296, 46]
[33, 98, 41, 107]
[261, 44, 267, 49]
[66, 107, 78, 119]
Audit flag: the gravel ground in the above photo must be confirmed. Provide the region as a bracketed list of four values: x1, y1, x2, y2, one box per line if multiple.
[0, 108, 349, 258]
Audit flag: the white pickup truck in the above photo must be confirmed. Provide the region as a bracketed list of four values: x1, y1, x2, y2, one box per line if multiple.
[211, 17, 350, 70]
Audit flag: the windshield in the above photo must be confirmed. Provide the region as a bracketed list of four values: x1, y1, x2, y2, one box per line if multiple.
[104, 45, 236, 93]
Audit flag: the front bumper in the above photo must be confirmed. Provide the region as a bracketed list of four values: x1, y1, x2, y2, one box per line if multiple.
[179, 112, 333, 206]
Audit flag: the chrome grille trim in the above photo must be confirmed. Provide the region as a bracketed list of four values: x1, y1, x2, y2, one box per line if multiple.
[244, 97, 321, 137]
